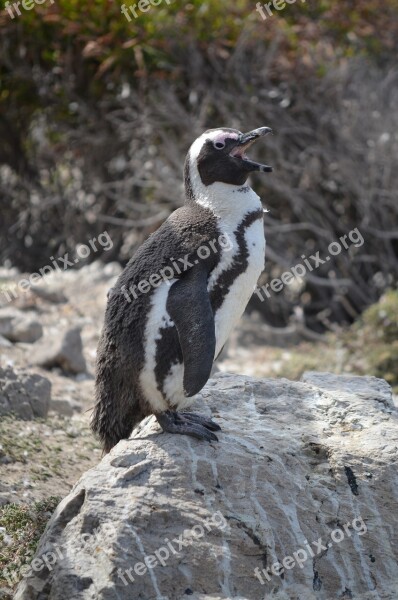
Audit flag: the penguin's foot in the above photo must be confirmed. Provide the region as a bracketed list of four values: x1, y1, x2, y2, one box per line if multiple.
[155, 410, 221, 442]
[180, 411, 221, 431]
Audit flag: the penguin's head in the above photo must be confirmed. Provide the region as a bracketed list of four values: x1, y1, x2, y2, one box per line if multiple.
[185, 127, 272, 194]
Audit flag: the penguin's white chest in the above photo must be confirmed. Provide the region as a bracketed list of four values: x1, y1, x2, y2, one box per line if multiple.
[210, 217, 265, 357]
[139, 184, 266, 412]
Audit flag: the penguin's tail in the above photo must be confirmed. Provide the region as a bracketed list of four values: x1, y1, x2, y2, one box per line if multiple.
[91, 337, 144, 454]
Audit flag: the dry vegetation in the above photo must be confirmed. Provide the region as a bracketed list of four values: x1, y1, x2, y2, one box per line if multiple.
[1, 0, 397, 330]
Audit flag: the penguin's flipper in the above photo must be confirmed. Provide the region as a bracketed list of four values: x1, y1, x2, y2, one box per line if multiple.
[166, 262, 215, 397]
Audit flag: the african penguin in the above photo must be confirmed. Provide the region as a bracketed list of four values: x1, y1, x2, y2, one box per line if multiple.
[91, 126, 273, 453]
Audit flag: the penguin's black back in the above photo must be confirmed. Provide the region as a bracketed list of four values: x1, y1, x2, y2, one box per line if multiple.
[92, 204, 220, 451]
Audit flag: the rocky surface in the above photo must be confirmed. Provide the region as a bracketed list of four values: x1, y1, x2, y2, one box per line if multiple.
[0, 366, 51, 420]
[0, 262, 119, 510]
[14, 372, 398, 600]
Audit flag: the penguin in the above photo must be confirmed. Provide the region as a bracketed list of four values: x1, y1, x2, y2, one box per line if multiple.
[91, 126, 273, 453]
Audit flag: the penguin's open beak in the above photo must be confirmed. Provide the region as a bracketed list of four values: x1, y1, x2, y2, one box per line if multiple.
[230, 127, 273, 173]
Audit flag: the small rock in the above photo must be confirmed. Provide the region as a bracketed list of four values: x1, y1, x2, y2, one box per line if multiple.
[30, 285, 67, 304]
[75, 372, 92, 382]
[103, 262, 122, 278]
[0, 309, 16, 338]
[6, 317, 43, 343]
[24, 374, 52, 418]
[50, 398, 82, 417]
[32, 326, 87, 374]
[0, 335, 12, 348]
[0, 366, 51, 420]
[0, 309, 43, 343]
[66, 426, 80, 438]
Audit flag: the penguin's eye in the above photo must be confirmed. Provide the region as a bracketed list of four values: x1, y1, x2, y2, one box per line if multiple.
[213, 141, 225, 150]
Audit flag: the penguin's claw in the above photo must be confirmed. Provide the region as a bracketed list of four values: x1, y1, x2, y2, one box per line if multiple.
[179, 411, 222, 432]
[156, 410, 220, 442]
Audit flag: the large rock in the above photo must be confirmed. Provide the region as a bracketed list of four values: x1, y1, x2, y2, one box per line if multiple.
[14, 372, 398, 600]
[0, 366, 51, 420]
[32, 326, 87, 374]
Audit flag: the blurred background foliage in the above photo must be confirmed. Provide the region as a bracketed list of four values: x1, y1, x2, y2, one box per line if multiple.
[0, 0, 397, 331]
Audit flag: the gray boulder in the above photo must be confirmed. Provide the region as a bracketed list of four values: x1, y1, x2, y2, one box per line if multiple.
[14, 372, 398, 600]
[0, 366, 51, 420]
[32, 326, 87, 374]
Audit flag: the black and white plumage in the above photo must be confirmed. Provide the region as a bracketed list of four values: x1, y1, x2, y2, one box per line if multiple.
[91, 127, 272, 452]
